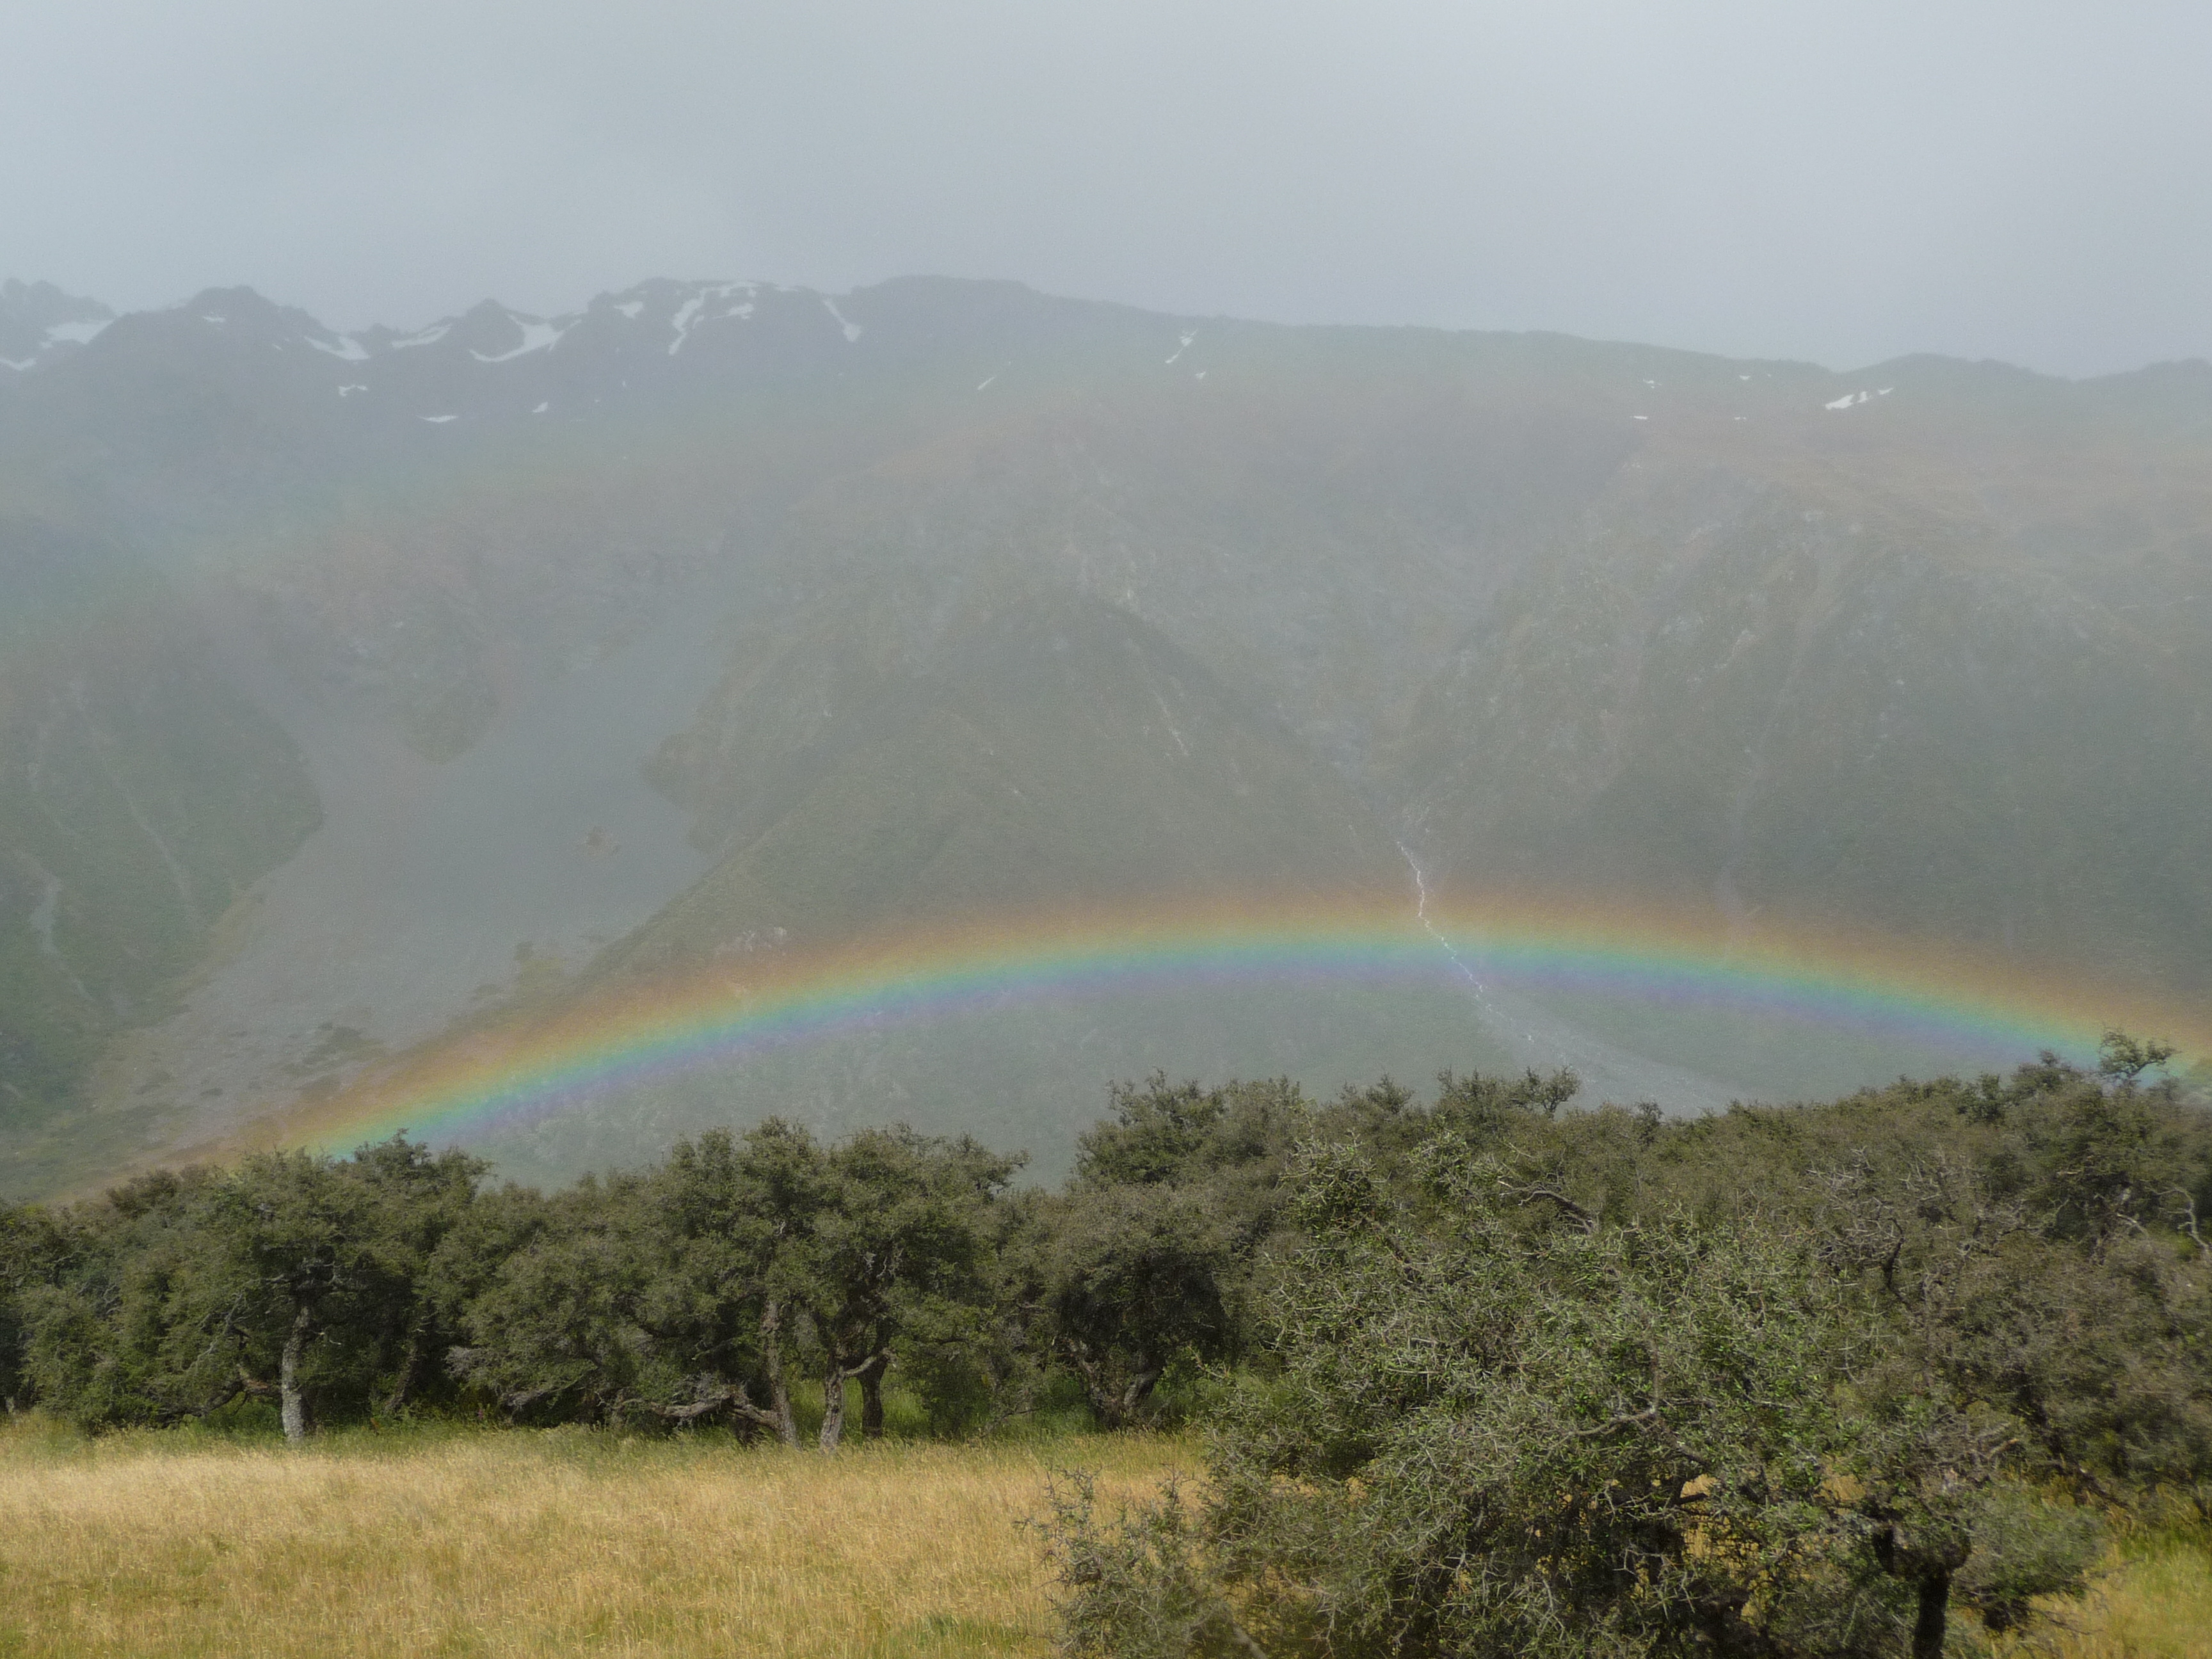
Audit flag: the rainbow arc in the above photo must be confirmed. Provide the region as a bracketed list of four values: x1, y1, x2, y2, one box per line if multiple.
[263, 890, 2204, 1155]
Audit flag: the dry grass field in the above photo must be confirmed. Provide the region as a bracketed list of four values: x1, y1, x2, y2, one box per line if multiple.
[2017, 1526, 2212, 1659]
[0, 1417, 2204, 1658]
[0, 1418, 1182, 1658]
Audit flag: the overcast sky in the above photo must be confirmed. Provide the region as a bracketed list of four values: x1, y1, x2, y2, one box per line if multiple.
[4, 1, 2207, 376]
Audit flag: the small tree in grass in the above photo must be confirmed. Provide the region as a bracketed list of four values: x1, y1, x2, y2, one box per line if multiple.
[453, 1123, 823, 1439]
[803, 1124, 1022, 1448]
[1027, 1182, 1237, 1431]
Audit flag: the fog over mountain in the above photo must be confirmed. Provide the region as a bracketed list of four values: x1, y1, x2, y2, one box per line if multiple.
[8, 3, 2212, 376]
[2, 272, 2206, 1194]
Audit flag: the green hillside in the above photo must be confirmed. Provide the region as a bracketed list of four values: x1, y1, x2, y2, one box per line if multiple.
[0, 517, 320, 1166]
[1391, 375, 2212, 1000]
[618, 578, 1404, 970]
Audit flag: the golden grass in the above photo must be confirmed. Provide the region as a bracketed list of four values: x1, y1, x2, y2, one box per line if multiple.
[0, 1421, 1186, 1658]
[0, 1419, 2204, 1658]
[2023, 1527, 2212, 1659]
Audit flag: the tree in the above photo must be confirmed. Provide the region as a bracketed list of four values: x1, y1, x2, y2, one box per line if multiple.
[10, 1146, 465, 1441]
[194, 1146, 421, 1441]
[802, 1125, 1020, 1448]
[341, 1137, 486, 1416]
[1027, 1182, 1235, 1431]
[446, 1118, 1018, 1447]
[1814, 1131, 2211, 1642]
[447, 1173, 662, 1425]
[0, 1199, 65, 1415]
[2096, 1028, 2178, 1086]
[452, 1124, 825, 1437]
[13, 1168, 216, 1428]
[646, 1121, 822, 1444]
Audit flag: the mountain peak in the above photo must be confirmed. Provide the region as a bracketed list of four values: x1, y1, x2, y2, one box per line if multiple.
[1, 278, 112, 329]
[1, 278, 115, 369]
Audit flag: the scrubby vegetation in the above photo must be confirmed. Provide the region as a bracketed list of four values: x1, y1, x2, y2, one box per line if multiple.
[2, 1034, 2208, 1656]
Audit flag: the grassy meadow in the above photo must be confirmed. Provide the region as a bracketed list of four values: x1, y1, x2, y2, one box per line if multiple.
[0, 1417, 1181, 1657]
[2033, 1527, 2212, 1659]
[0, 1415, 2206, 1658]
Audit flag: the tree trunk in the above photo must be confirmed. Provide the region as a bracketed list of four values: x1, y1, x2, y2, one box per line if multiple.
[761, 1301, 799, 1447]
[1118, 1369, 1162, 1429]
[1064, 1345, 1119, 1431]
[1085, 1367, 1158, 1432]
[1912, 1570, 1950, 1659]
[819, 1359, 848, 1451]
[770, 1372, 797, 1447]
[858, 1353, 889, 1440]
[1874, 1523, 1959, 1659]
[382, 1330, 422, 1418]
[278, 1302, 315, 1444]
[1064, 1340, 1158, 1432]
[1088, 1382, 1123, 1432]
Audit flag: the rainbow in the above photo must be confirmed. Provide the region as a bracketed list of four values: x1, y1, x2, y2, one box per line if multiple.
[269, 890, 2207, 1156]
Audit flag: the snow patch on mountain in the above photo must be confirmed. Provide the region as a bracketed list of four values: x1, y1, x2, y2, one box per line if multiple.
[471, 315, 571, 363]
[668, 282, 757, 354]
[1, 280, 116, 371]
[821, 296, 863, 342]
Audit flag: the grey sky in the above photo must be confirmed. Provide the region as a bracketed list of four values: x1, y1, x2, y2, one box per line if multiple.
[5, 1, 2207, 376]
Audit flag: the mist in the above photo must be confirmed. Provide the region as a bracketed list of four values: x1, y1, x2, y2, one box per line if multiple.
[7, 1, 2210, 374]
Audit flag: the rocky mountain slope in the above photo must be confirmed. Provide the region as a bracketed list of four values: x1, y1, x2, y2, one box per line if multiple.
[2, 274, 2206, 1192]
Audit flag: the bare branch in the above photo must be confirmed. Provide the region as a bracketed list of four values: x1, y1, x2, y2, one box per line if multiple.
[1572, 1404, 1662, 1438]
[2168, 1188, 2211, 1258]
[1501, 1182, 1599, 1234]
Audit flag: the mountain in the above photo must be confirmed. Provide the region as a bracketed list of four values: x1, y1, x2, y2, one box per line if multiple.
[0, 280, 113, 373]
[1393, 371, 2212, 991]
[1, 275, 2207, 1194]
[618, 579, 1406, 968]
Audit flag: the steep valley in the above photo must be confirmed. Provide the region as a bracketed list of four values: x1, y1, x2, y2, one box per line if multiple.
[2, 274, 2207, 1192]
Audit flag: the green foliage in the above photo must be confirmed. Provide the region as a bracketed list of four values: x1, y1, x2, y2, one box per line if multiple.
[1023, 1183, 1238, 1431]
[805, 1123, 1023, 1445]
[1046, 1045, 2212, 1658]
[1215, 1159, 1893, 1656]
[6, 1141, 481, 1438]
[445, 1119, 1022, 1445]
[1949, 1487, 2106, 1635]
[1043, 1473, 1255, 1659]
[447, 1173, 669, 1425]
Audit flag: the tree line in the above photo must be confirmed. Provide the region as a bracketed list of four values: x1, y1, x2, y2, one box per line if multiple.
[3, 1036, 2209, 1655]
[0, 1072, 1289, 1450]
